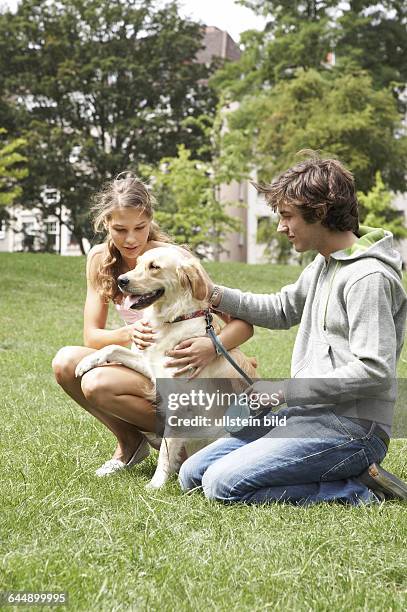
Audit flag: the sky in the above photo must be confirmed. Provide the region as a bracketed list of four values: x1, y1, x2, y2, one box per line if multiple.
[1, 0, 266, 42]
[178, 0, 266, 42]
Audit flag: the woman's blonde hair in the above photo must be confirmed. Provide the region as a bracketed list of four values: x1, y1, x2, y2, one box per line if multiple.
[90, 172, 171, 303]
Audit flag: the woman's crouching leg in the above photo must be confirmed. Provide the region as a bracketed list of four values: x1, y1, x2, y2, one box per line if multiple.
[52, 347, 156, 464]
[52, 345, 95, 388]
[79, 365, 156, 432]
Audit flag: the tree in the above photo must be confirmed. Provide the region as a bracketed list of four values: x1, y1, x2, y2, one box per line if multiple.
[215, 1, 407, 247]
[256, 216, 293, 264]
[358, 172, 407, 240]
[234, 1, 407, 102]
[217, 68, 407, 193]
[212, 2, 335, 101]
[0, 0, 217, 252]
[144, 145, 241, 258]
[0, 129, 28, 208]
[336, 2, 407, 100]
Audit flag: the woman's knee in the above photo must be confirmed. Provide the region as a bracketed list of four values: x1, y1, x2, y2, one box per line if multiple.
[52, 346, 82, 385]
[80, 368, 112, 403]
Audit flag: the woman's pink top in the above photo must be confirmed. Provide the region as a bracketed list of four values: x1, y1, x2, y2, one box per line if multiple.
[114, 297, 144, 326]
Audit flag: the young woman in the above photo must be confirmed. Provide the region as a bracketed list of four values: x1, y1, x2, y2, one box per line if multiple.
[52, 173, 254, 477]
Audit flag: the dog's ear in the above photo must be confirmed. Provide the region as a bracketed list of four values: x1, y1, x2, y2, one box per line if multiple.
[177, 260, 208, 301]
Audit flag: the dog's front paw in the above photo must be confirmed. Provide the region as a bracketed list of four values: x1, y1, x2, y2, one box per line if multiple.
[146, 472, 168, 490]
[75, 348, 113, 378]
[75, 355, 98, 378]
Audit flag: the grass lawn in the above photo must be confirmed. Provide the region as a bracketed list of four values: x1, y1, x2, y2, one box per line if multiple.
[1, 252, 407, 611]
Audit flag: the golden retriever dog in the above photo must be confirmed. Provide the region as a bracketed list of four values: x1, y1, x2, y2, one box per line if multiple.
[75, 246, 256, 488]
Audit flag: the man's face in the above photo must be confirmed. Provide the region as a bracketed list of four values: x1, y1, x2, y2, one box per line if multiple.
[276, 203, 322, 253]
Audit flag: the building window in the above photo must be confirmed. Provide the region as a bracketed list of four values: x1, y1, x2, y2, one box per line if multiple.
[46, 221, 57, 234]
[42, 188, 60, 205]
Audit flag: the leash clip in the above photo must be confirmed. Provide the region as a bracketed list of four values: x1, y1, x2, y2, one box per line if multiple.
[204, 309, 213, 333]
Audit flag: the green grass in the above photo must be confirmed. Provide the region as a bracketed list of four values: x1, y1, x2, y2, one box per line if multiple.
[1, 252, 407, 611]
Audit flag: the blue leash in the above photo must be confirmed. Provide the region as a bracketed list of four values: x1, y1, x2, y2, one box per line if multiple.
[204, 310, 254, 387]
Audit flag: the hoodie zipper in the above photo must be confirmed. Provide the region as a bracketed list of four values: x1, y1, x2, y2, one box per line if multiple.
[323, 260, 340, 331]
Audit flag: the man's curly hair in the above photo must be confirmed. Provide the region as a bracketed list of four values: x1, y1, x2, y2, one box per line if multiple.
[254, 151, 359, 233]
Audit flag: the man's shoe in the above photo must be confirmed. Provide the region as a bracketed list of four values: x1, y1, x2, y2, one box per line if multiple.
[358, 463, 407, 501]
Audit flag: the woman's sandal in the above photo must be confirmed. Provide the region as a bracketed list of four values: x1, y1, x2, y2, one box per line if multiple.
[95, 436, 150, 477]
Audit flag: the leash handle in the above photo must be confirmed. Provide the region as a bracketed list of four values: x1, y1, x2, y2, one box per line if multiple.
[205, 310, 254, 387]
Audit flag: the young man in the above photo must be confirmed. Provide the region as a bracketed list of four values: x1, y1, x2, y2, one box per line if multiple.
[178, 154, 407, 505]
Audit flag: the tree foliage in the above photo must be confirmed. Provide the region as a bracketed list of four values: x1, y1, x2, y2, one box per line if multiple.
[0, 129, 28, 208]
[256, 216, 292, 264]
[237, 0, 407, 96]
[219, 68, 407, 193]
[144, 145, 241, 258]
[336, 2, 407, 97]
[238, 1, 336, 20]
[215, 1, 407, 242]
[358, 172, 407, 240]
[0, 0, 217, 251]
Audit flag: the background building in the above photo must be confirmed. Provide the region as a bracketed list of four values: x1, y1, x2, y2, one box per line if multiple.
[0, 188, 89, 256]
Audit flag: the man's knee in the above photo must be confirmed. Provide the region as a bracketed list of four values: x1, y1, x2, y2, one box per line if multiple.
[178, 454, 205, 491]
[52, 346, 79, 385]
[201, 463, 234, 501]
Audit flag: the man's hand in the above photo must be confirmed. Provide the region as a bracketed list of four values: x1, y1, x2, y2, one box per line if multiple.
[245, 381, 286, 411]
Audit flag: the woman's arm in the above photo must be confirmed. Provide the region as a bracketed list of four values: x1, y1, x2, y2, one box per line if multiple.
[83, 246, 132, 349]
[165, 317, 254, 378]
[216, 315, 254, 350]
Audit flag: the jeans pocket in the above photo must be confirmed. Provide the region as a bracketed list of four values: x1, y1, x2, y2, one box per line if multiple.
[320, 448, 369, 481]
[326, 411, 369, 440]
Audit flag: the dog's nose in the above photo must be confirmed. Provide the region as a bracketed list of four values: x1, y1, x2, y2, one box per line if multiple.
[118, 276, 130, 288]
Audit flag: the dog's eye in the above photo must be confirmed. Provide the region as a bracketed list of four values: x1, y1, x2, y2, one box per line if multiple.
[149, 262, 161, 270]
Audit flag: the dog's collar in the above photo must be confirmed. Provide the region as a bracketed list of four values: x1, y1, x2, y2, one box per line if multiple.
[166, 309, 209, 324]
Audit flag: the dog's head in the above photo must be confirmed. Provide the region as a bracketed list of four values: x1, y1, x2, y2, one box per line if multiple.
[117, 246, 208, 311]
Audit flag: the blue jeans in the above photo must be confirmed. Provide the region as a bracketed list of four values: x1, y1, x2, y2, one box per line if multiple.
[178, 406, 388, 506]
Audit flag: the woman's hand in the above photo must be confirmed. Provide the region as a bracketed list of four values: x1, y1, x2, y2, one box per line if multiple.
[128, 319, 156, 350]
[164, 336, 216, 378]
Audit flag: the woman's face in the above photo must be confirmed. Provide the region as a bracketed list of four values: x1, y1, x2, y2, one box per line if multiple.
[108, 208, 151, 264]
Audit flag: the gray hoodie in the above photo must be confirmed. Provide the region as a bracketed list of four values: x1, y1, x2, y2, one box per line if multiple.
[218, 226, 407, 430]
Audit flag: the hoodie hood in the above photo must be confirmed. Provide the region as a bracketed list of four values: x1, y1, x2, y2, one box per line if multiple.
[331, 225, 403, 277]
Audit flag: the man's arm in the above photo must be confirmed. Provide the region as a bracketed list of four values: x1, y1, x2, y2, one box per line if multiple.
[211, 262, 315, 330]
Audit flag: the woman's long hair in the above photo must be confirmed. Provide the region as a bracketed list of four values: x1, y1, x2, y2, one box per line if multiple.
[90, 172, 171, 303]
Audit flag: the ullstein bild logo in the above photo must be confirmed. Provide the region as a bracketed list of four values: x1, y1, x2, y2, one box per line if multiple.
[166, 411, 287, 430]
